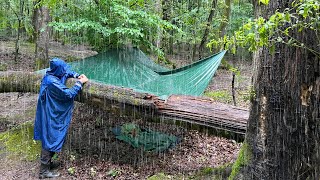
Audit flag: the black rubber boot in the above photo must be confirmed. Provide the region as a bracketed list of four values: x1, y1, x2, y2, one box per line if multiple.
[49, 161, 61, 170]
[39, 163, 60, 179]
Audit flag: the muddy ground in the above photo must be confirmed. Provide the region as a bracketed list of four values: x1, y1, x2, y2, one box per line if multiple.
[0, 40, 252, 179]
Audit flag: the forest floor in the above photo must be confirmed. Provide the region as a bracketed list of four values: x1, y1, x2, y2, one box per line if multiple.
[0, 40, 252, 179]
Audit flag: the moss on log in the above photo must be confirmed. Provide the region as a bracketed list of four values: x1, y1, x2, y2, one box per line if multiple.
[0, 71, 249, 137]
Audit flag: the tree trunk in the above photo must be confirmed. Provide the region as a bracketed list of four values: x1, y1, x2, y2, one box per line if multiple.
[198, 0, 217, 60]
[192, 3, 200, 62]
[219, 0, 231, 38]
[0, 71, 249, 138]
[33, 2, 50, 70]
[161, 0, 173, 55]
[239, 0, 320, 179]
[155, 0, 161, 49]
[14, 0, 25, 62]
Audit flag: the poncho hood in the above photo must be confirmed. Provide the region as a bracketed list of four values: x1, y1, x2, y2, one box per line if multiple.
[46, 58, 69, 78]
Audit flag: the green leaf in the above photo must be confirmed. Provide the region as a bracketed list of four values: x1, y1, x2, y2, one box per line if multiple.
[107, 169, 119, 177]
[259, 0, 269, 5]
[68, 167, 76, 175]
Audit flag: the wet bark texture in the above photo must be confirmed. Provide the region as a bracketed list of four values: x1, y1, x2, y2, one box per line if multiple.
[14, 0, 25, 62]
[0, 71, 249, 137]
[242, 0, 320, 179]
[161, 0, 173, 55]
[33, 2, 50, 69]
[219, 0, 231, 38]
[198, 0, 217, 60]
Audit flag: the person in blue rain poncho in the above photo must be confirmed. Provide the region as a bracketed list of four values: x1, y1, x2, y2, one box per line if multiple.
[34, 58, 88, 179]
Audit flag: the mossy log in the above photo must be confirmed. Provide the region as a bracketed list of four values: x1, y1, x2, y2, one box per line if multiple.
[0, 71, 248, 136]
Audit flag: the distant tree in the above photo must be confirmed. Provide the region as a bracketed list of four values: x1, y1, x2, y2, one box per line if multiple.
[161, 0, 173, 55]
[1, 0, 32, 62]
[33, 0, 50, 69]
[198, 0, 217, 59]
[219, 0, 232, 38]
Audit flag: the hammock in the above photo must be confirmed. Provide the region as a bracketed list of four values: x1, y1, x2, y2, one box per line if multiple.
[68, 48, 226, 99]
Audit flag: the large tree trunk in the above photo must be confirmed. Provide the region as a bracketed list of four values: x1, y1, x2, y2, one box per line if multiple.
[239, 0, 320, 179]
[0, 71, 249, 138]
[198, 0, 217, 60]
[33, 2, 50, 70]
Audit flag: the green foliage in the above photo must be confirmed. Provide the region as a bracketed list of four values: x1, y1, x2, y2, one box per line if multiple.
[238, 85, 255, 103]
[49, 0, 179, 55]
[35, 0, 63, 8]
[1, 0, 256, 60]
[183, 163, 233, 180]
[201, 167, 214, 175]
[208, 0, 320, 57]
[67, 167, 76, 175]
[52, 153, 59, 160]
[204, 90, 233, 103]
[229, 1, 254, 35]
[169, 1, 212, 46]
[0, 63, 8, 71]
[0, 0, 34, 39]
[147, 173, 170, 180]
[220, 59, 240, 76]
[107, 169, 120, 177]
[220, 59, 232, 69]
[229, 142, 251, 180]
[259, 0, 270, 5]
[0, 122, 41, 161]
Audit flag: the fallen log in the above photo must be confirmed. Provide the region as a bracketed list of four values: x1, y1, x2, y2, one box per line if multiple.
[157, 95, 248, 135]
[0, 71, 249, 137]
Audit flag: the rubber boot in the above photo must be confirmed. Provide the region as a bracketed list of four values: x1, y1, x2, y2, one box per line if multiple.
[49, 161, 61, 170]
[39, 163, 60, 179]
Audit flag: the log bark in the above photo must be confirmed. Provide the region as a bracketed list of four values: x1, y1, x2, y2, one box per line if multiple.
[157, 95, 247, 135]
[0, 71, 249, 137]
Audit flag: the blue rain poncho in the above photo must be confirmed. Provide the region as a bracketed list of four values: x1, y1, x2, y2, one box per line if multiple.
[34, 58, 83, 152]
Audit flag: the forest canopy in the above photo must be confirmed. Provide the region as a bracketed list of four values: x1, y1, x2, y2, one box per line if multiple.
[0, 0, 254, 62]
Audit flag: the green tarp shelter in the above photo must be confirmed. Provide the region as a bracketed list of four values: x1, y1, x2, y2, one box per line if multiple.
[112, 123, 180, 152]
[69, 48, 225, 99]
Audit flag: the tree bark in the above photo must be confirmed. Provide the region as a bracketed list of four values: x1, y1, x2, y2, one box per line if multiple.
[155, 0, 162, 49]
[14, 0, 25, 62]
[219, 0, 231, 38]
[198, 0, 217, 60]
[0, 71, 249, 137]
[161, 0, 173, 55]
[239, 0, 320, 179]
[192, 3, 200, 62]
[33, 2, 50, 70]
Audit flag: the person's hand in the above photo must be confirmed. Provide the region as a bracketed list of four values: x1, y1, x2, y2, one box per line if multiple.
[78, 74, 88, 84]
[78, 74, 86, 79]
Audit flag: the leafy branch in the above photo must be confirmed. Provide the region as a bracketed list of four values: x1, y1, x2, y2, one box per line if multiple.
[48, 0, 181, 57]
[208, 0, 319, 57]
